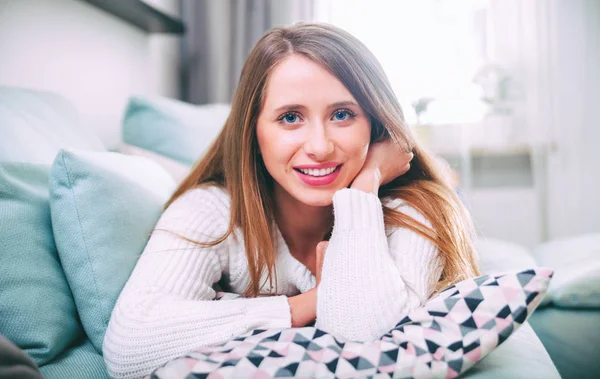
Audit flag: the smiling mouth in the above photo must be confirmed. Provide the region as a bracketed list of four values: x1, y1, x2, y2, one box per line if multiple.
[293, 165, 342, 177]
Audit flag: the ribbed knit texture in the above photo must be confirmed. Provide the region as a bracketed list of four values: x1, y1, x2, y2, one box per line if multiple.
[40, 338, 109, 379]
[103, 186, 442, 378]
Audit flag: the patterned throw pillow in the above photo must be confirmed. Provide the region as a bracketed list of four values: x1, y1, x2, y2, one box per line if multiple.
[149, 268, 552, 379]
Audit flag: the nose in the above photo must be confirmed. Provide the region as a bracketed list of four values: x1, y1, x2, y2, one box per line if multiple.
[303, 121, 334, 161]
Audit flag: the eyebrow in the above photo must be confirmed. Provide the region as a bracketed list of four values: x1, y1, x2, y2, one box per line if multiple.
[273, 101, 359, 113]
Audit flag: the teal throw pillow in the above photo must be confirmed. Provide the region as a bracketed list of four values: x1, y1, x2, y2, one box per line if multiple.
[122, 95, 229, 165]
[0, 163, 85, 366]
[49, 149, 176, 353]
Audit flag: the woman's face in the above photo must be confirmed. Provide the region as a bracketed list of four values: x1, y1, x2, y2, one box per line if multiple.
[256, 54, 371, 207]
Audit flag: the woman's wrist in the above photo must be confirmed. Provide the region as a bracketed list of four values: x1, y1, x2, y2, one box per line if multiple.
[350, 169, 381, 195]
[288, 288, 317, 327]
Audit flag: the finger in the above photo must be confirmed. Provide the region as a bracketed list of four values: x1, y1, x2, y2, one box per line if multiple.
[315, 241, 328, 285]
[316, 242, 327, 269]
[316, 241, 328, 256]
[399, 163, 411, 175]
[401, 152, 414, 164]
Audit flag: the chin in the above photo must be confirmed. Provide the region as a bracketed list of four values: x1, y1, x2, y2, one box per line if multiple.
[292, 188, 338, 207]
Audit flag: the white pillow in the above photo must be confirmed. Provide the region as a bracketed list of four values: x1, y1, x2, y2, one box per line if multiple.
[118, 143, 190, 184]
[475, 237, 538, 275]
[533, 233, 600, 308]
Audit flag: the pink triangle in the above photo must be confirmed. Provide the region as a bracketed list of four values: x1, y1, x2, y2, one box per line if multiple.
[465, 346, 482, 362]
[342, 350, 358, 359]
[184, 357, 198, 369]
[473, 313, 493, 328]
[494, 317, 512, 331]
[424, 328, 438, 339]
[307, 349, 326, 362]
[252, 369, 272, 379]
[447, 367, 460, 378]
[502, 287, 522, 302]
[433, 346, 446, 360]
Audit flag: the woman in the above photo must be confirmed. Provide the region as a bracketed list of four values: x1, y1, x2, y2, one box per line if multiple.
[103, 23, 480, 378]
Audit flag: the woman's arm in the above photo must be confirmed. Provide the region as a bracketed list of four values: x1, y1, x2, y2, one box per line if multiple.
[102, 187, 291, 379]
[314, 142, 442, 342]
[314, 189, 442, 343]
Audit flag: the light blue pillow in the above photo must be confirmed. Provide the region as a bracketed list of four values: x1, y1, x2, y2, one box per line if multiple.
[39, 339, 109, 379]
[0, 86, 105, 366]
[0, 86, 104, 163]
[533, 233, 600, 308]
[476, 237, 538, 274]
[0, 163, 85, 366]
[49, 148, 176, 353]
[122, 95, 229, 165]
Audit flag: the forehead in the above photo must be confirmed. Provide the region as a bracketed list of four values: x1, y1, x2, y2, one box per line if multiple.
[262, 54, 357, 109]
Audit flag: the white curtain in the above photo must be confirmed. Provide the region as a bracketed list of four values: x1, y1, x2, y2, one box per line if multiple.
[529, 0, 600, 239]
[315, 0, 488, 125]
[182, 0, 315, 104]
[316, 0, 600, 243]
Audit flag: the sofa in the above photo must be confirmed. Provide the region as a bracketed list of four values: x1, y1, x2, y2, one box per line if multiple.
[476, 233, 600, 379]
[0, 86, 563, 378]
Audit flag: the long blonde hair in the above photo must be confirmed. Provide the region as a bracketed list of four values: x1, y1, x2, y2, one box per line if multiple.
[165, 23, 480, 297]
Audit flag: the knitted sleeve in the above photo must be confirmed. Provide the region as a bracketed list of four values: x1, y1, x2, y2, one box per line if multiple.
[315, 188, 443, 342]
[102, 186, 291, 379]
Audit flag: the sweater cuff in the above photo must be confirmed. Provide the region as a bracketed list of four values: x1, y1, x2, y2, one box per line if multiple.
[332, 188, 384, 231]
[244, 295, 292, 330]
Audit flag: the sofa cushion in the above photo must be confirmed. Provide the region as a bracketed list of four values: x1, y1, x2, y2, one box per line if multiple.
[0, 163, 85, 366]
[122, 95, 229, 166]
[475, 237, 538, 275]
[463, 323, 559, 379]
[49, 149, 176, 353]
[118, 143, 190, 184]
[533, 233, 600, 308]
[39, 338, 109, 379]
[529, 307, 600, 379]
[0, 86, 104, 164]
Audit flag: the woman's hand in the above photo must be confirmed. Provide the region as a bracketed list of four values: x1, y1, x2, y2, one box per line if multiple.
[287, 241, 328, 327]
[315, 241, 328, 286]
[351, 139, 413, 194]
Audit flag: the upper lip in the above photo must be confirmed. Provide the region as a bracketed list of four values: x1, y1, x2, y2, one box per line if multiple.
[294, 162, 341, 169]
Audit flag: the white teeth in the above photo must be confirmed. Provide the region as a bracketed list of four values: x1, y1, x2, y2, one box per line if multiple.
[299, 166, 337, 177]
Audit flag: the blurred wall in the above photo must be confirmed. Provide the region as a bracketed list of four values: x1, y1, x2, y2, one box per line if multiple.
[0, 0, 181, 149]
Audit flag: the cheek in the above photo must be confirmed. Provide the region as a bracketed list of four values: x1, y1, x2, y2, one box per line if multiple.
[257, 125, 302, 171]
[338, 124, 371, 160]
[256, 124, 268, 158]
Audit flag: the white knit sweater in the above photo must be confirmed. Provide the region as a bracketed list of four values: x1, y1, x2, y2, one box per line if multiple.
[103, 186, 443, 379]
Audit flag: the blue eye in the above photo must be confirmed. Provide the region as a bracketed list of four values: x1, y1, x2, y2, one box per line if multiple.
[334, 111, 348, 121]
[332, 109, 355, 121]
[282, 113, 299, 124]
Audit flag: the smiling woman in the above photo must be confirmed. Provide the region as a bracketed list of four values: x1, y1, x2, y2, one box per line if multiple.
[102, 22, 480, 379]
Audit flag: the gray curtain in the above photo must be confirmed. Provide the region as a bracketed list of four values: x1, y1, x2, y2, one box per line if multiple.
[181, 0, 315, 104]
